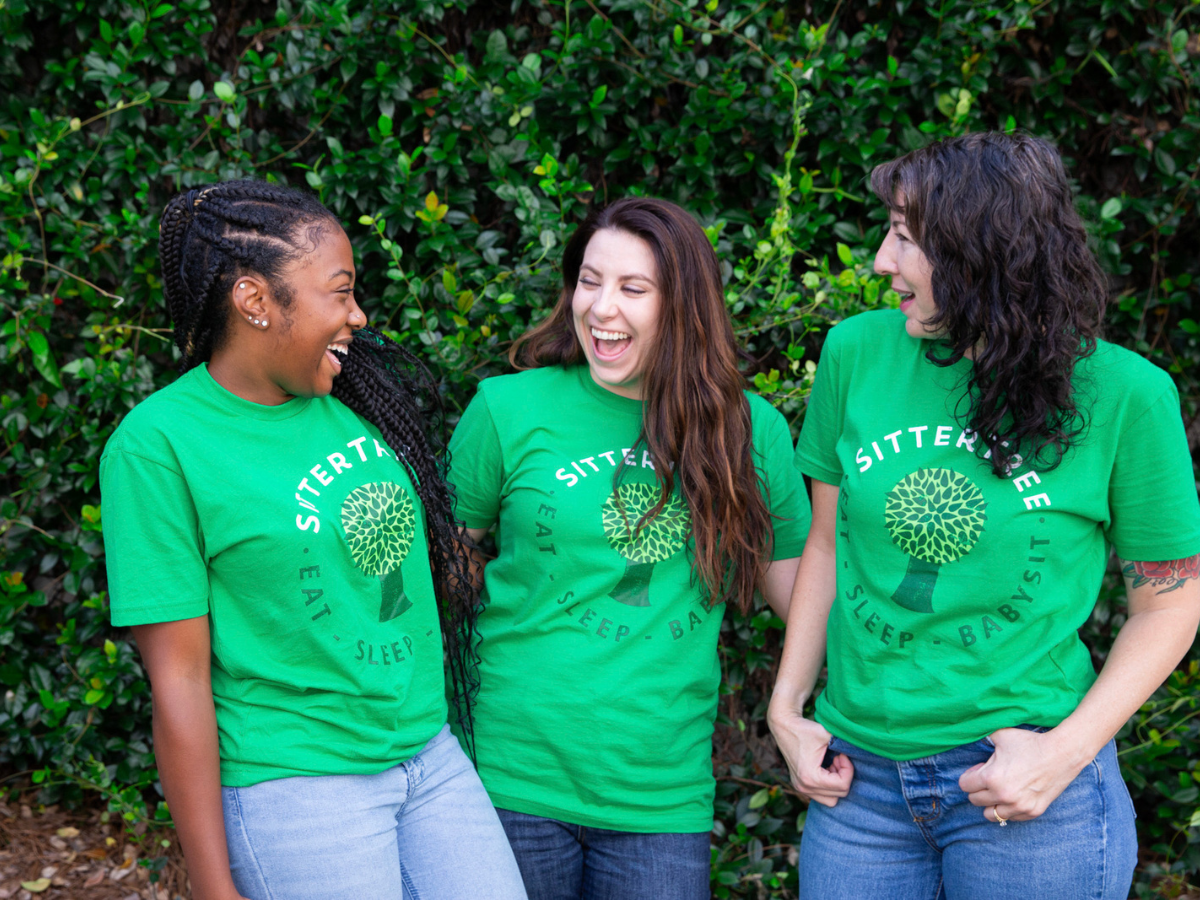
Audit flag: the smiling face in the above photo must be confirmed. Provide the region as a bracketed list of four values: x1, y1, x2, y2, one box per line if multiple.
[211, 222, 365, 404]
[874, 208, 939, 340]
[571, 228, 661, 399]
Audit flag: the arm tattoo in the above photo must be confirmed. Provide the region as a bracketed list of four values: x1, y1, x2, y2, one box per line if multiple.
[1122, 554, 1200, 595]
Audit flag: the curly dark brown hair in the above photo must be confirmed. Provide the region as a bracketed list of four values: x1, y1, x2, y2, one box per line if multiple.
[870, 132, 1108, 476]
[510, 196, 775, 613]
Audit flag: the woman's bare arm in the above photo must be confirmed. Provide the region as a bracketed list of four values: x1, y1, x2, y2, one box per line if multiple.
[133, 617, 247, 900]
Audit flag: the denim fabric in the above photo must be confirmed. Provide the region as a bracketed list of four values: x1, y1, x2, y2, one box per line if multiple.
[496, 808, 710, 900]
[798, 731, 1137, 900]
[222, 724, 527, 900]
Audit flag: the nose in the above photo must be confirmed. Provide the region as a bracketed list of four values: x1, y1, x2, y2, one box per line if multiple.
[591, 282, 619, 320]
[874, 231, 897, 276]
[348, 295, 366, 329]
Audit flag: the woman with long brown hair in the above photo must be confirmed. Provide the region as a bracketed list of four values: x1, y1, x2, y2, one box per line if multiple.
[447, 196, 811, 898]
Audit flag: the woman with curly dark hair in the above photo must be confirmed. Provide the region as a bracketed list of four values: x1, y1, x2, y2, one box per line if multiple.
[446, 196, 812, 899]
[768, 132, 1200, 898]
[100, 181, 525, 900]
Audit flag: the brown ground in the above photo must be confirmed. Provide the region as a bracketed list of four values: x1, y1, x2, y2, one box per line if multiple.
[0, 797, 187, 900]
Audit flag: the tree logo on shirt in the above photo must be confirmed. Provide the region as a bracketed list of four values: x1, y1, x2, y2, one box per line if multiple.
[884, 467, 987, 614]
[601, 483, 691, 607]
[341, 482, 417, 622]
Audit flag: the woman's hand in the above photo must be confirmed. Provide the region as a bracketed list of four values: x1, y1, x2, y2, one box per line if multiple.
[767, 708, 854, 807]
[958, 727, 1088, 823]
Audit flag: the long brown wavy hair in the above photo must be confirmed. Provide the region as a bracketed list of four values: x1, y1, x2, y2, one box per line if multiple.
[871, 132, 1107, 477]
[510, 197, 774, 612]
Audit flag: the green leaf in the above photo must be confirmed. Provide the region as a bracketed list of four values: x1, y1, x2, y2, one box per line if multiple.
[377, 114, 393, 136]
[1155, 147, 1177, 177]
[1099, 197, 1122, 220]
[836, 243, 853, 266]
[99, 19, 113, 43]
[27, 331, 49, 358]
[442, 268, 457, 292]
[305, 170, 323, 189]
[213, 80, 235, 102]
[887, 55, 898, 76]
[358, 214, 375, 225]
[188, 79, 204, 101]
[485, 29, 508, 60]
[673, 24, 683, 46]
[590, 85, 607, 108]
[84, 688, 105, 704]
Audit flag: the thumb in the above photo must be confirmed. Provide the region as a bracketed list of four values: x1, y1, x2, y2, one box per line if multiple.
[958, 759, 991, 793]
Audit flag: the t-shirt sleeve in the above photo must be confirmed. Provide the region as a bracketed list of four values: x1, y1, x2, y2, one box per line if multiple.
[447, 388, 504, 529]
[1106, 379, 1200, 561]
[100, 448, 210, 627]
[794, 325, 846, 485]
[755, 403, 811, 559]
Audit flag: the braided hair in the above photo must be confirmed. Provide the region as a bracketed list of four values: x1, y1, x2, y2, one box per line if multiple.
[157, 181, 482, 751]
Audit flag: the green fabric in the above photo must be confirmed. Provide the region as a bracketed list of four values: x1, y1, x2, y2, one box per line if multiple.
[101, 365, 447, 786]
[448, 365, 811, 832]
[796, 309, 1200, 761]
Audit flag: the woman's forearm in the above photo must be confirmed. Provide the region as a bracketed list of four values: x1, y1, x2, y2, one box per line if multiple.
[769, 480, 840, 715]
[133, 618, 244, 900]
[152, 677, 243, 900]
[1049, 577, 1200, 768]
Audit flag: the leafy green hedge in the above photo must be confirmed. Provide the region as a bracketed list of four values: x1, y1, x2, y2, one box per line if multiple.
[2, 0, 1198, 895]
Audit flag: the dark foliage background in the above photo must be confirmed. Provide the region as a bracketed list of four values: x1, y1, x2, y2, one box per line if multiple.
[1, 0, 1199, 895]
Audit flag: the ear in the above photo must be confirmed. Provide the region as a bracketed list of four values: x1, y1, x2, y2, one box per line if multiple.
[230, 276, 272, 329]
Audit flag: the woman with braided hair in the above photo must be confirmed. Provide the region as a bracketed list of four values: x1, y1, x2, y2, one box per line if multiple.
[100, 181, 526, 900]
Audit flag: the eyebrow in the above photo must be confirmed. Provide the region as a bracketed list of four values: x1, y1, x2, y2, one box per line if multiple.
[327, 268, 355, 282]
[580, 263, 655, 283]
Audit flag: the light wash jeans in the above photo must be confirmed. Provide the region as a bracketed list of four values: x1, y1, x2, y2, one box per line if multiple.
[222, 724, 527, 900]
[798, 728, 1137, 899]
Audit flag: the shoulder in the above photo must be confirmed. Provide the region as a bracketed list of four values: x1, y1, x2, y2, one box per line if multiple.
[1078, 340, 1180, 413]
[103, 369, 206, 464]
[824, 308, 904, 347]
[744, 391, 797, 450]
[1083, 340, 1176, 392]
[476, 365, 575, 398]
[473, 365, 581, 414]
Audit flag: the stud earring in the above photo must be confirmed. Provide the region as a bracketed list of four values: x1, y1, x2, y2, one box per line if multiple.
[239, 282, 247, 290]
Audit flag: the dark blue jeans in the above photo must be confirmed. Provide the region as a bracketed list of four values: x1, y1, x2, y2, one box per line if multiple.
[495, 808, 710, 900]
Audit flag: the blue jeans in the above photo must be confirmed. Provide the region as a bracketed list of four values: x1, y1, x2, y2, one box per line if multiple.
[496, 808, 710, 900]
[799, 731, 1137, 899]
[222, 725, 527, 900]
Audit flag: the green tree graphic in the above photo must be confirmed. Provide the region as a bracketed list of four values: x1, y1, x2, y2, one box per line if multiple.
[341, 482, 417, 622]
[601, 483, 691, 607]
[884, 467, 988, 614]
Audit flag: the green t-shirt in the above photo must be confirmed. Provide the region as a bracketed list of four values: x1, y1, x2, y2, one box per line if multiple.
[796, 309, 1200, 760]
[447, 365, 811, 832]
[100, 365, 447, 786]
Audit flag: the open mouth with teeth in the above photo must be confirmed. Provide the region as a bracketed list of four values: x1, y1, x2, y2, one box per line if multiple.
[896, 289, 916, 311]
[325, 341, 350, 374]
[590, 326, 631, 360]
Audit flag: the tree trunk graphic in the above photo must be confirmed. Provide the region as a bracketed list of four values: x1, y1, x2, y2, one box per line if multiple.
[609, 560, 656, 607]
[601, 483, 691, 608]
[341, 482, 417, 623]
[884, 468, 987, 614]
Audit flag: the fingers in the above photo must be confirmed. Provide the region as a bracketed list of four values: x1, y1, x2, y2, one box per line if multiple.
[957, 758, 992, 794]
[792, 753, 854, 804]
